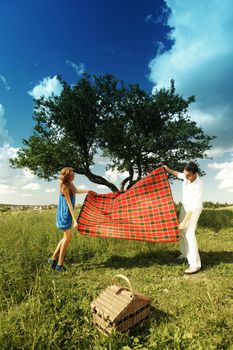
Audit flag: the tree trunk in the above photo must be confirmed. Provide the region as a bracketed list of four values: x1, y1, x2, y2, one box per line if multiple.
[85, 169, 119, 192]
[120, 166, 134, 190]
[120, 176, 131, 191]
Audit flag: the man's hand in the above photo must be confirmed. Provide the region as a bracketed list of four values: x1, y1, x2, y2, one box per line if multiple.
[178, 220, 187, 230]
[73, 220, 78, 229]
[162, 165, 178, 178]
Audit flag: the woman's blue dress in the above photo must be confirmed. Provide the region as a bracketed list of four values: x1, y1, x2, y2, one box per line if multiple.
[56, 192, 76, 230]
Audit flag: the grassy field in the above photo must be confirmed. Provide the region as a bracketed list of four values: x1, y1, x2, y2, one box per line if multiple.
[0, 208, 232, 350]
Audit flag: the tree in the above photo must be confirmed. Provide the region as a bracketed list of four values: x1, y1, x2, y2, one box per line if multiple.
[10, 74, 214, 191]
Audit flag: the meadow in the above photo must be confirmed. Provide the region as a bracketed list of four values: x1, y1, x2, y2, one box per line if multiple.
[0, 208, 232, 350]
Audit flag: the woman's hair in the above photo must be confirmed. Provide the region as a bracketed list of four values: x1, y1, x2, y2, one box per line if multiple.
[59, 167, 75, 193]
[184, 161, 198, 174]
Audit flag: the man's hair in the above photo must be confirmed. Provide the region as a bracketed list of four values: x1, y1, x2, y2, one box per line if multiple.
[184, 161, 198, 174]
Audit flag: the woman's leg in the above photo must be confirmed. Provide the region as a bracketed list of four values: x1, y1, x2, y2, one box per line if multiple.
[51, 238, 64, 261]
[58, 229, 73, 266]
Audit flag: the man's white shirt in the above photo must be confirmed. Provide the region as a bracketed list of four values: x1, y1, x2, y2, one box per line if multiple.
[178, 172, 203, 212]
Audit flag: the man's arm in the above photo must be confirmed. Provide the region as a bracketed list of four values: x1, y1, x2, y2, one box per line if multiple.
[163, 165, 179, 178]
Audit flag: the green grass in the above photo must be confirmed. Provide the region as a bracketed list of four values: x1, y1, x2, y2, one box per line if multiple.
[0, 209, 233, 349]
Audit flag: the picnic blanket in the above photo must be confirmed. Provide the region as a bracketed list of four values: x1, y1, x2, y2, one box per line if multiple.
[77, 167, 179, 242]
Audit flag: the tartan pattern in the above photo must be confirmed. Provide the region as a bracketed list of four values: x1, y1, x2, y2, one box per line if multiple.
[77, 167, 179, 242]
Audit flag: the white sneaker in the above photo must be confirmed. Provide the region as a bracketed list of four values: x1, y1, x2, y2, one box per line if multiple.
[184, 267, 201, 274]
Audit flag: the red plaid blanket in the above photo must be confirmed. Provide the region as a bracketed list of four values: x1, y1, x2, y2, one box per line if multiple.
[77, 167, 179, 242]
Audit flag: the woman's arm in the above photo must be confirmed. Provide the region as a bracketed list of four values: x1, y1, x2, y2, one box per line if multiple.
[71, 183, 89, 194]
[63, 187, 78, 228]
[69, 183, 89, 194]
[75, 188, 89, 194]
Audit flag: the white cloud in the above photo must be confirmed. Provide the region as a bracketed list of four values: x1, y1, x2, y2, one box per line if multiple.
[28, 76, 63, 99]
[0, 143, 91, 205]
[205, 148, 226, 158]
[105, 169, 129, 182]
[21, 193, 33, 198]
[0, 144, 20, 184]
[218, 178, 233, 190]
[145, 6, 170, 25]
[45, 188, 56, 193]
[0, 144, 40, 195]
[97, 184, 106, 189]
[22, 168, 36, 180]
[0, 75, 10, 90]
[22, 183, 41, 191]
[66, 60, 85, 76]
[208, 159, 233, 191]
[145, 14, 153, 22]
[0, 104, 4, 118]
[0, 105, 12, 146]
[0, 184, 16, 194]
[208, 162, 233, 170]
[155, 41, 166, 55]
[149, 0, 233, 155]
[93, 152, 109, 166]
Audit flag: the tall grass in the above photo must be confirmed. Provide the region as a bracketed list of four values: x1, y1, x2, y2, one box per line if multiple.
[0, 209, 232, 349]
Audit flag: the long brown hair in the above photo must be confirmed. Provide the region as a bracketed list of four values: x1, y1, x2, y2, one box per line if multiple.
[59, 167, 75, 194]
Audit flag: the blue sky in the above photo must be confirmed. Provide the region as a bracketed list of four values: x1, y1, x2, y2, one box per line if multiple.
[1, 0, 233, 205]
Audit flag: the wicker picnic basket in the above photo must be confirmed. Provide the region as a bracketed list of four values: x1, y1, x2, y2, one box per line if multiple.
[91, 274, 151, 334]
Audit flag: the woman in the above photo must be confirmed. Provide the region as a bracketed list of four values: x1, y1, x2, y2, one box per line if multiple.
[48, 167, 89, 271]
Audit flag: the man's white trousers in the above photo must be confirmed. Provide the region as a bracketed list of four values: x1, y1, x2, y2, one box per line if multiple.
[179, 206, 202, 269]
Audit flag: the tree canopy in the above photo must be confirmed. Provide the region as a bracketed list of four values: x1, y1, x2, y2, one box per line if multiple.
[11, 74, 214, 191]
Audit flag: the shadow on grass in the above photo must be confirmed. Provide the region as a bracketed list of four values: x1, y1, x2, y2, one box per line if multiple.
[66, 247, 233, 271]
[150, 305, 174, 324]
[200, 251, 233, 270]
[129, 305, 173, 337]
[103, 250, 179, 269]
[102, 250, 233, 270]
[66, 250, 96, 264]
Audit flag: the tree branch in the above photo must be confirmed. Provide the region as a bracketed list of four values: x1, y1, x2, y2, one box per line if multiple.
[85, 169, 119, 192]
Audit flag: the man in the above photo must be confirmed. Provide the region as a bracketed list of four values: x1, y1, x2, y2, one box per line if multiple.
[164, 162, 203, 274]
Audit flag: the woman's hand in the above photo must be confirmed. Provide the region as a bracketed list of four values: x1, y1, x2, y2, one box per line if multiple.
[73, 220, 78, 229]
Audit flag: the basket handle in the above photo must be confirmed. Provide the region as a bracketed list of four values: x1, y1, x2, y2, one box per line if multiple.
[112, 274, 133, 294]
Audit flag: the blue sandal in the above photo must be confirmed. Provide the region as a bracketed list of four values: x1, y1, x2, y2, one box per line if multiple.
[48, 258, 57, 270]
[55, 264, 66, 272]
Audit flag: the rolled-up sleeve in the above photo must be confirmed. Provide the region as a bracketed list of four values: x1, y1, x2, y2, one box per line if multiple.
[178, 172, 185, 180]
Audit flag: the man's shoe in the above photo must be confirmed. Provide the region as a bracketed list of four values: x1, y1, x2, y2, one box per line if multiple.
[184, 267, 201, 275]
[48, 258, 57, 270]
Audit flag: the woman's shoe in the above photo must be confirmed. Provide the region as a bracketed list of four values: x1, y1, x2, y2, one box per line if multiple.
[48, 258, 57, 270]
[55, 264, 66, 272]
